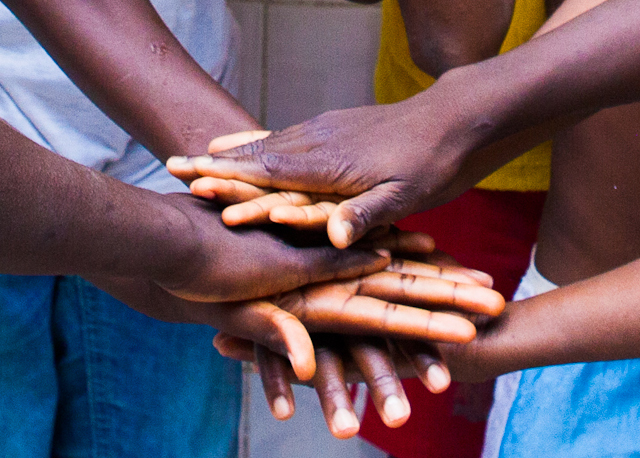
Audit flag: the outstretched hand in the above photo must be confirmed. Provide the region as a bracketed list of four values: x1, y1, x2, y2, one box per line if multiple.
[87, 247, 503, 383]
[167, 86, 484, 248]
[156, 192, 390, 303]
[169, 130, 349, 231]
[168, 127, 505, 437]
[211, 249, 504, 438]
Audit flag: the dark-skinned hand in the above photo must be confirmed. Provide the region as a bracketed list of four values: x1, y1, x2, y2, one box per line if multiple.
[211, 249, 504, 437]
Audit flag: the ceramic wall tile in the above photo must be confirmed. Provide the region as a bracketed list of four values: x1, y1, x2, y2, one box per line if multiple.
[246, 373, 386, 458]
[229, 1, 266, 121]
[265, 4, 381, 130]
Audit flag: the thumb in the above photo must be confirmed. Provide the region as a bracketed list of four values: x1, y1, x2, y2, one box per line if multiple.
[327, 183, 415, 248]
[264, 308, 317, 381]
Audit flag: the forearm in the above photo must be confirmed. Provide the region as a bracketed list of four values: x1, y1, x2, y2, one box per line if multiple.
[3, 0, 260, 162]
[0, 120, 198, 282]
[476, 258, 640, 377]
[430, 0, 640, 160]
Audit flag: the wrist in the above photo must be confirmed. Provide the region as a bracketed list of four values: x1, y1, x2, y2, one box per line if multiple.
[433, 63, 515, 153]
[145, 193, 211, 291]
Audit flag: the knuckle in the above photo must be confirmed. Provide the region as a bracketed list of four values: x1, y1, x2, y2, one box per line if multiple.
[370, 373, 399, 391]
[258, 152, 283, 176]
[314, 374, 348, 398]
[400, 273, 418, 293]
[316, 247, 344, 270]
[264, 309, 298, 338]
[380, 301, 398, 328]
[234, 139, 264, 157]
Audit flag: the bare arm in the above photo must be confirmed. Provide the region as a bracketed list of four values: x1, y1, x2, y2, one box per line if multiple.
[0, 120, 388, 300]
[2, 0, 260, 162]
[444, 258, 640, 381]
[174, 0, 639, 247]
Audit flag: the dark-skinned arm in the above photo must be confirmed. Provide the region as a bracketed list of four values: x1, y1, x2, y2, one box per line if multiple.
[0, 119, 389, 301]
[171, 0, 638, 248]
[440, 257, 640, 382]
[2, 0, 260, 162]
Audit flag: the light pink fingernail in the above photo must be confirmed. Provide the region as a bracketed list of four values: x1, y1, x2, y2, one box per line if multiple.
[332, 408, 359, 432]
[272, 396, 292, 420]
[383, 395, 408, 423]
[427, 365, 450, 393]
[168, 156, 188, 164]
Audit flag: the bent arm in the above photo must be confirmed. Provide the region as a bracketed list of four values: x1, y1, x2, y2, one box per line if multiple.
[2, 0, 260, 162]
[394, 0, 632, 204]
[437, 0, 640, 160]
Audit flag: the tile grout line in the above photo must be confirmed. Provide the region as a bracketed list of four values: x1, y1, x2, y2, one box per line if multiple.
[259, 0, 270, 127]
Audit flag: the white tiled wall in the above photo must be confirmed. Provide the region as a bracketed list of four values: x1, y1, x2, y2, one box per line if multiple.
[228, 0, 381, 129]
[227, 1, 385, 456]
[242, 372, 386, 458]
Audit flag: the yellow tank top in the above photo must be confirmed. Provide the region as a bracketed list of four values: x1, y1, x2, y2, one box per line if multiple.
[375, 0, 551, 191]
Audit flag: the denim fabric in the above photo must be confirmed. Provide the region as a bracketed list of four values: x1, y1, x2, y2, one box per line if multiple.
[0, 275, 241, 458]
[499, 361, 640, 458]
[484, 255, 640, 458]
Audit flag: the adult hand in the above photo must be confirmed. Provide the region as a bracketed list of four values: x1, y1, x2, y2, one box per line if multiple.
[169, 130, 348, 231]
[154, 192, 390, 302]
[87, 251, 503, 382]
[217, 333, 445, 438]
[166, 84, 485, 248]
[211, 250, 504, 435]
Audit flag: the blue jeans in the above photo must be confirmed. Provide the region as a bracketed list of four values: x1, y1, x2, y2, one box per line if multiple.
[0, 275, 241, 457]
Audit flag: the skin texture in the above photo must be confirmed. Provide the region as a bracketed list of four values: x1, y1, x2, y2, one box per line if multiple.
[1, 117, 510, 387]
[1, 120, 505, 386]
[0, 120, 394, 301]
[169, 0, 639, 250]
[0, 3, 510, 436]
[171, 103, 501, 437]
[214, 249, 499, 437]
[1, 0, 464, 389]
[398, 0, 515, 77]
[87, 249, 504, 382]
[326, 0, 640, 386]
[173, 0, 640, 437]
[177, 129, 506, 436]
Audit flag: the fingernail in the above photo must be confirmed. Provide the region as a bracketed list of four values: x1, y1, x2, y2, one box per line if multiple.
[375, 248, 391, 259]
[332, 408, 359, 433]
[168, 156, 188, 164]
[468, 269, 494, 287]
[383, 395, 408, 423]
[427, 365, 450, 393]
[272, 396, 292, 420]
[340, 220, 354, 245]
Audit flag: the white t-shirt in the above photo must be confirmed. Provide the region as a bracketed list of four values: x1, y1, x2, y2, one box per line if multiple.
[0, 1, 236, 193]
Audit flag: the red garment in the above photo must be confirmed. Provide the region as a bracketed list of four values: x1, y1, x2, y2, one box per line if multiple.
[358, 188, 547, 458]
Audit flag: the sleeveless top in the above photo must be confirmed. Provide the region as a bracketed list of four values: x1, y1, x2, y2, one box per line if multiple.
[375, 0, 551, 191]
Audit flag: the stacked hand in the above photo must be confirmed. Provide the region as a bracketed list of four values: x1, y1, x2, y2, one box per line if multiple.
[166, 83, 484, 250]
[164, 132, 506, 438]
[214, 249, 503, 438]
